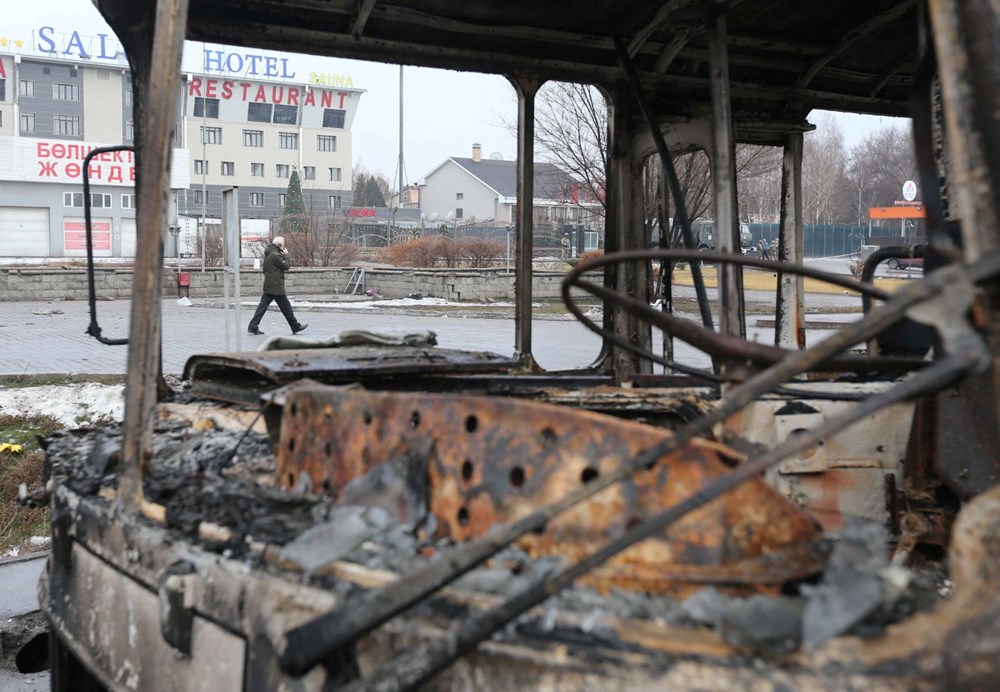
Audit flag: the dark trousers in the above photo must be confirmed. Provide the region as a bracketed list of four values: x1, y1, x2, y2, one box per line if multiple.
[248, 293, 301, 331]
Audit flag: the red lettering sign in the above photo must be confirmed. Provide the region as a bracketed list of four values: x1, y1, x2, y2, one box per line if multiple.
[346, 208, 377, 218]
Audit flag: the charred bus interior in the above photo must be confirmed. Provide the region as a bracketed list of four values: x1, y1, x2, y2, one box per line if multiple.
[30, 0, 1000, 689]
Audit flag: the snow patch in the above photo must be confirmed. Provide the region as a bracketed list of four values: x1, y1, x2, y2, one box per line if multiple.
[0, 383, 125, 427]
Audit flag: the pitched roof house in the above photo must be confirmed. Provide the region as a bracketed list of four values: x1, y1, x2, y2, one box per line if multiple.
[417, 144, 603, 234]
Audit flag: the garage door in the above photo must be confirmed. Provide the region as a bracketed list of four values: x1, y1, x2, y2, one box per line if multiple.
[0, 207, 50, 256]
[120, 218, 137, 257]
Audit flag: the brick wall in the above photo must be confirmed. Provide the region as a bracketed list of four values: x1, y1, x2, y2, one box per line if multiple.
[0, 266, 595, 302]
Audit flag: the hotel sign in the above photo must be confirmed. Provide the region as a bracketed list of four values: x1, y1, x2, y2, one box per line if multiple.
[30, 26, 355, 86]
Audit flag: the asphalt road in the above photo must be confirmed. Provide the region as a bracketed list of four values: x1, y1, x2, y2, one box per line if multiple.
[0, 290, 868, 377]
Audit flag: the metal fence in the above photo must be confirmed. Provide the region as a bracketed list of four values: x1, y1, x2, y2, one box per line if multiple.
[746, 224, 924, 258]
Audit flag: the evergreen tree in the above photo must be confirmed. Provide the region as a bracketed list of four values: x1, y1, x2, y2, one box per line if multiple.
[281, 168, 307, 233]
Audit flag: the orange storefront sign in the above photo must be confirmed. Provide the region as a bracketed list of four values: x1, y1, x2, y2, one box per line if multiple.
[869, 205, 926, 219]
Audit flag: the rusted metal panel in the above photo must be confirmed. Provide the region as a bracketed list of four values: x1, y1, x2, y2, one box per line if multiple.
[276, 386, 822, 595]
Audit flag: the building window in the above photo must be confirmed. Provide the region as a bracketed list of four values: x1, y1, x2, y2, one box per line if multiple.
[221, 161, 234, 176]
[329, 195, 341, 209]
[328, 167, 342, 182]
[249, 192, 265, 207]
[455, 208, 463, 219]
[19, 80, 34, 97]
[194, 159, 207, 175]
[90, 193, 112, 208]
[121, 194, 136, 209]
[317, 135, 337, 152]
[54, 114, 81, 136]
[243, 129, 264, 147]
[20, 113, 35, 133]
[251, 162, 265, 177]
[54, 83, 81, 101]
[193, 96, 220, 119]
[201, 126, 222, 145]
[125, 121, 134, 141]
[322, 109, 346, 128]
[191, 190, 209, 206]
[273, 105, 298, 125]
[275, 164, 290, 179]
[279, 132, 298, 149]
[278, 193, 287, 208]
[0, 80, 4, 101]
[124, 89, 133, 106]
[63, 192, 84, 207]
[303, 166, 316, 180]
[248, 102, 272, 123]
[456, 192, 464, 200]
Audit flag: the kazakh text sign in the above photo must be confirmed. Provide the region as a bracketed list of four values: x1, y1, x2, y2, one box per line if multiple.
[188, 77, 349, 108]
[0, 136, 189, 188]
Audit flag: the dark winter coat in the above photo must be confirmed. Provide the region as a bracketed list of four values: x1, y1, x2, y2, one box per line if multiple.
[261, 243, 292, 295]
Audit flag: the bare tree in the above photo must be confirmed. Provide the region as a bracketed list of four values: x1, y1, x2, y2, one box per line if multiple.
[847, 124, 918, 213]
[802, 116, 852, 224]
[534, 82, 609, 218]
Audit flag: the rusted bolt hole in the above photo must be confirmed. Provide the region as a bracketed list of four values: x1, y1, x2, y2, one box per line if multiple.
[288, 437, 296, 453]
[457, 507, 470, 526]
[461, 459, 474, 481]
[790, 427, 823, 448]
[625, 516, 643, 530]
[363, 409, 373, 425]
[580, 466, 599, 484]
[290, 402, 298, 417]
[287, 472, 296, 486]
[509, 466, 525, 487]
[325, 441, 332, 457]
[410, 411, 421, 429]
[321, 479, 332, 493]
[465, 415, 478, 433]
[540, 427, 557, 445]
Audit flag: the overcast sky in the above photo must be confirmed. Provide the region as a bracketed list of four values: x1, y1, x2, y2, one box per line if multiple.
[7, 2, 907, 187]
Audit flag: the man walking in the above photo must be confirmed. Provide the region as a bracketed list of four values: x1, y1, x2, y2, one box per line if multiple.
[247, 236, 308, 335]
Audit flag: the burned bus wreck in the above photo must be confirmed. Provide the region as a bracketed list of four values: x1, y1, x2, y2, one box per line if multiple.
[33, 0, 1000, 689]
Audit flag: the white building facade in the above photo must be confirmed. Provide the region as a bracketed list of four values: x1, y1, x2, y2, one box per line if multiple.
[418, 144, 604, 249]
[0, 31, 361, 258]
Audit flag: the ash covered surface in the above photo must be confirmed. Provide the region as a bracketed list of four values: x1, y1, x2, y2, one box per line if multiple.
[43, 422, 951, 657]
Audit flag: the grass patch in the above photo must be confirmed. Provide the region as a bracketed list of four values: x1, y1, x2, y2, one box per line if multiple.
[672, 265, 910, 294]
[0, 413, 63, 556]
[0, 373, 125, 389]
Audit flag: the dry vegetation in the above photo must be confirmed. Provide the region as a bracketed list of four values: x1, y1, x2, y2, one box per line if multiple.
[0, 414, 62, 556]
[387, 236, 505, 268]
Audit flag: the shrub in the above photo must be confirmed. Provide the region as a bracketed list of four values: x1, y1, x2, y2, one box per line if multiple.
[458, 237, 504, 269]
[388, 237, 440, 267]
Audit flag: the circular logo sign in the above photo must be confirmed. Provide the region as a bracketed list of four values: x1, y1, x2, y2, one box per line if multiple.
[902, 180, 917, 202]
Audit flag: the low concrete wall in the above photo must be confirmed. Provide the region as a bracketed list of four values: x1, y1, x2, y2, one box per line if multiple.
[0, 266, 594, 302]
